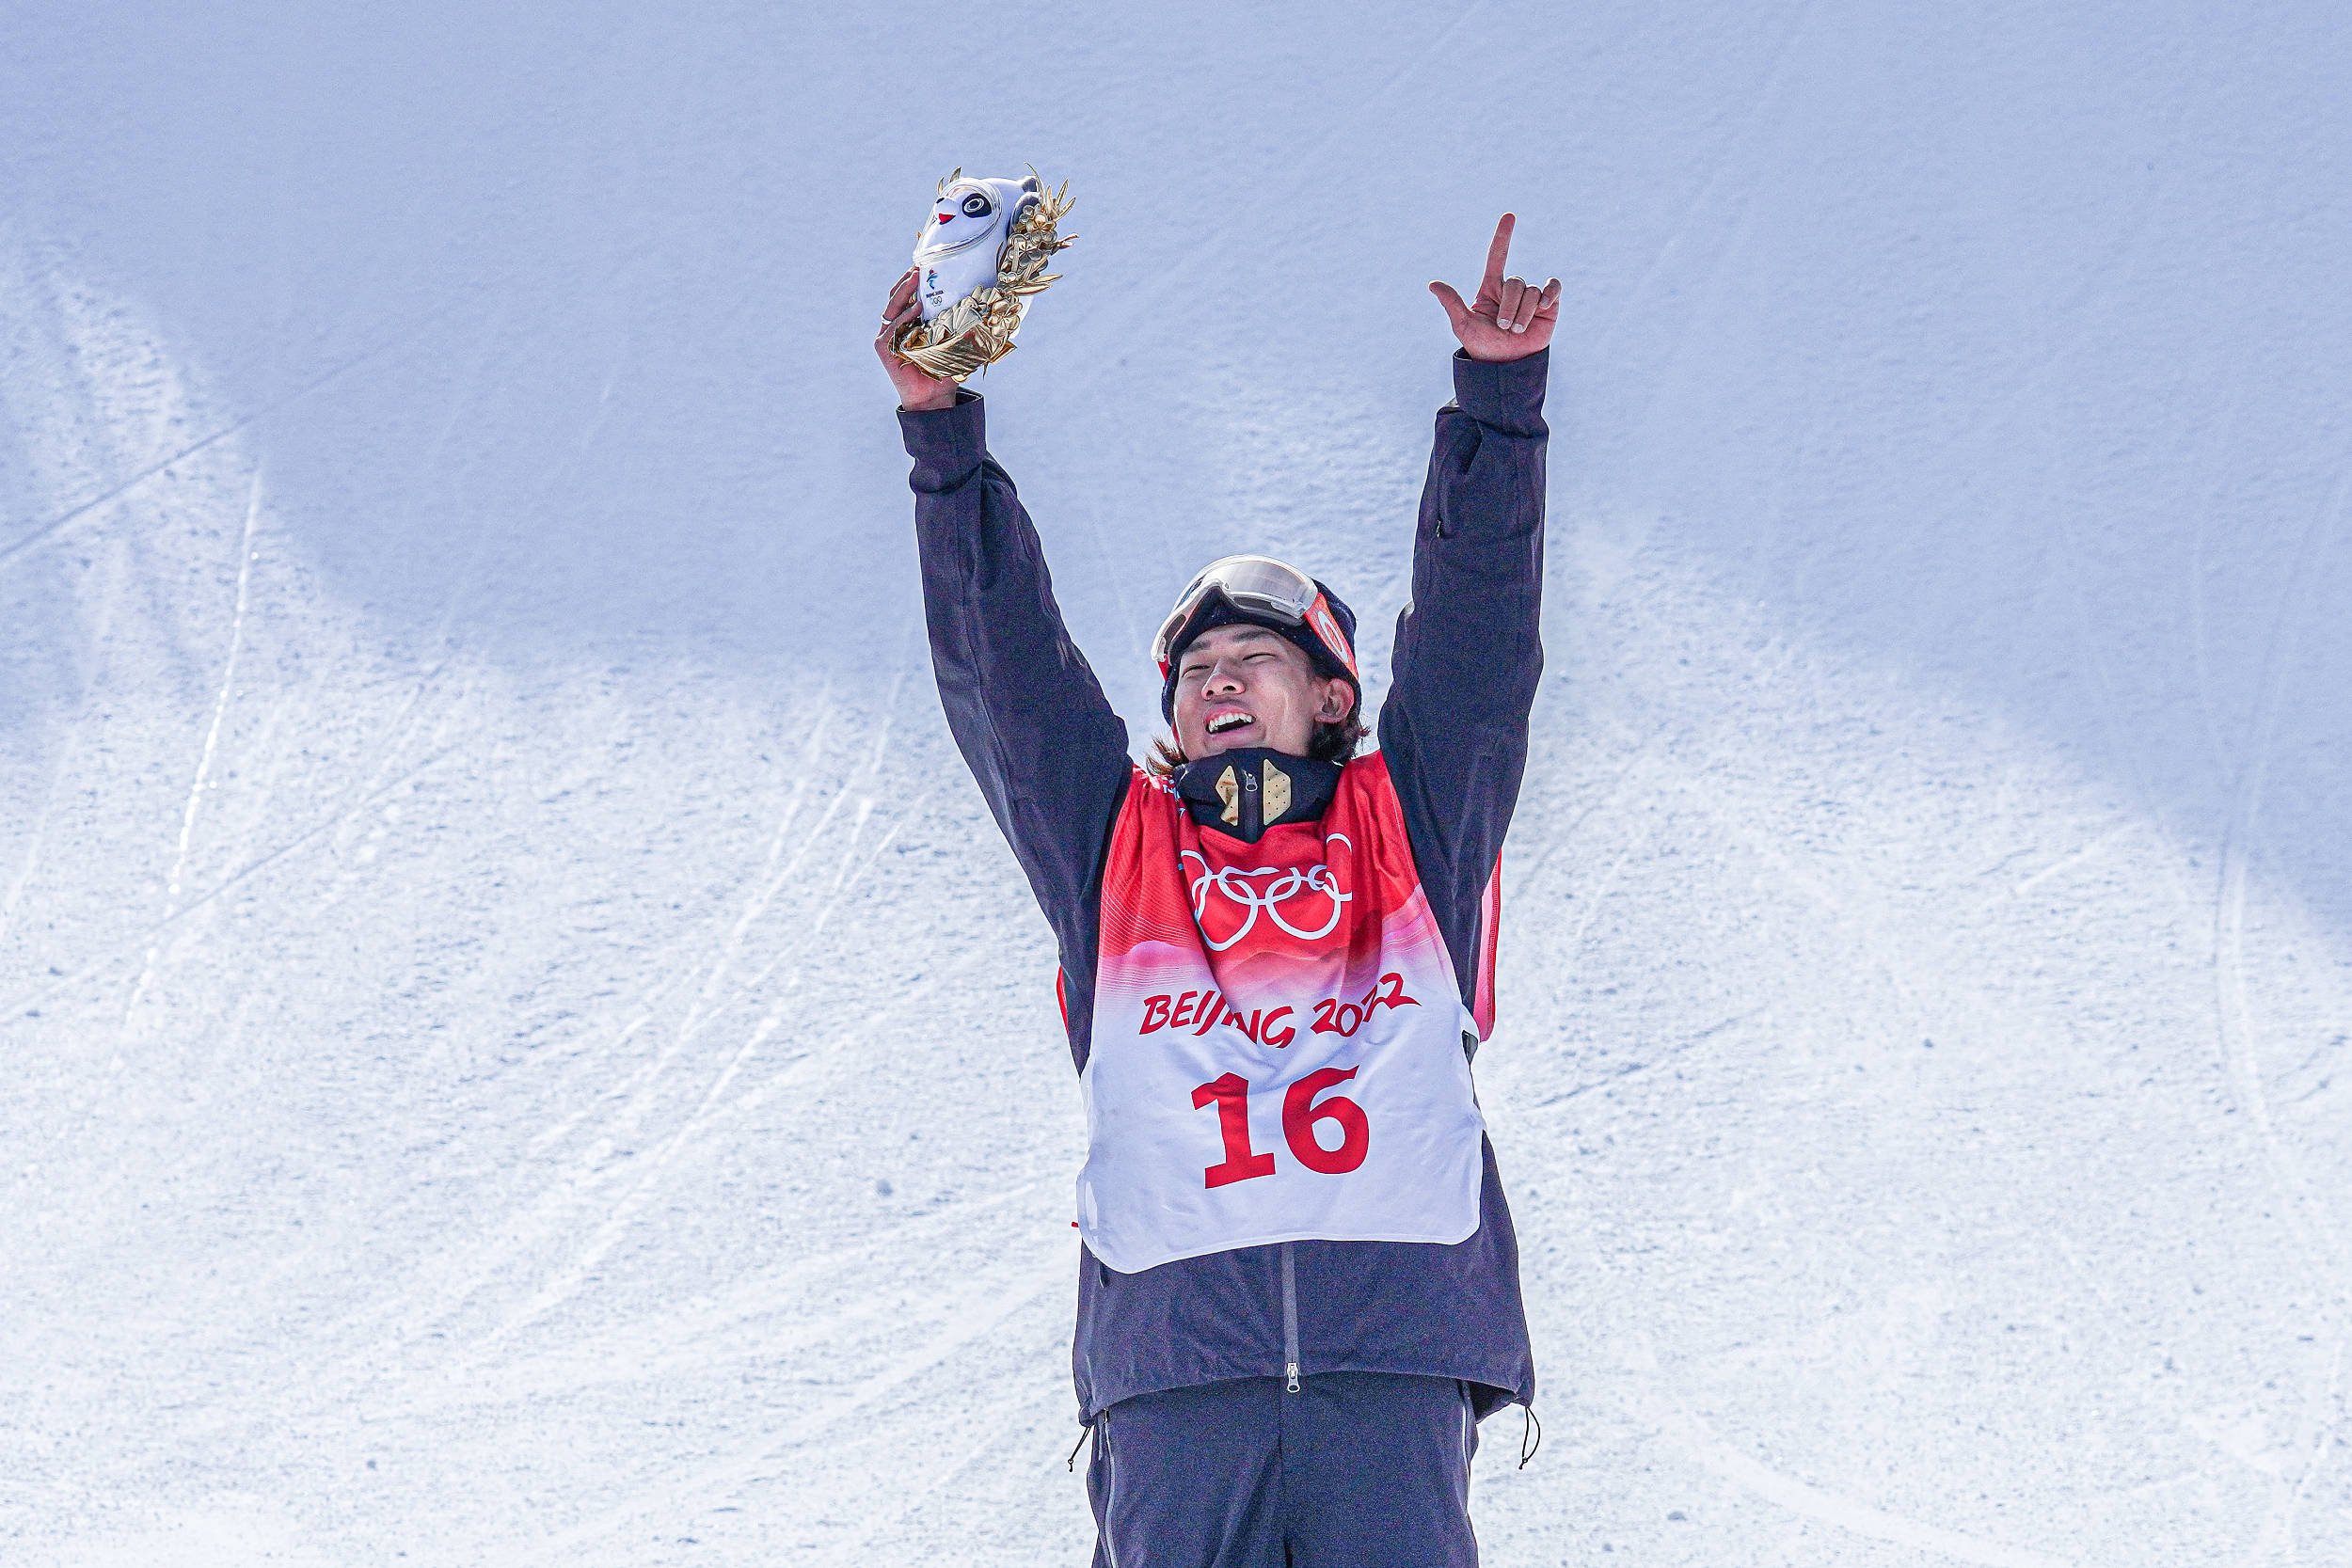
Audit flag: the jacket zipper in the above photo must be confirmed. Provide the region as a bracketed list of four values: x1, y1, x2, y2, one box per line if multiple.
[1279, 1242, 1300, 1392]
[1241, 765, 1263, 839]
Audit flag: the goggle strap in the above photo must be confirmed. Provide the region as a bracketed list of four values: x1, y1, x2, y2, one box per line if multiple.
[1305, 591, 1359, 679]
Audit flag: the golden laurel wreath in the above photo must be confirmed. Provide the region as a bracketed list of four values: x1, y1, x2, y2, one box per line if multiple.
[891, 169, 1075, 383]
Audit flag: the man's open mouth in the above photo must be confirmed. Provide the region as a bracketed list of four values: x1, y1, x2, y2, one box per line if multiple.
[1206, 712, 1255, 736]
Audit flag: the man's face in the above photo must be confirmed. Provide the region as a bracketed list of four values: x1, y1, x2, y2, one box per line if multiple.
[1170, 624, 1355, 761]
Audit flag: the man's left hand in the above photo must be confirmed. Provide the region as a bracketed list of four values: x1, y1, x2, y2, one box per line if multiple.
[1429, 214, 1561, 362]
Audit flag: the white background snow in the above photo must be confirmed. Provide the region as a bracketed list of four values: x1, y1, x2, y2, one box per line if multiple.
[5, 3, 2347, 1563]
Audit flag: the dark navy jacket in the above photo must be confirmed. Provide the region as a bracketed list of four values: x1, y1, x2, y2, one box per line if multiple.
[900, 350, 1549, 1421]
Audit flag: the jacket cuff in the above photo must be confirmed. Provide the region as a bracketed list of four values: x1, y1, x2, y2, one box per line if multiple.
[898, 388, 986, 492]
[1449, 348, 1549, 437]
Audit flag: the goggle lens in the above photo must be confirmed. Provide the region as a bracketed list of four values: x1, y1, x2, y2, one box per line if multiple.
[1153, 556, 1357, 679]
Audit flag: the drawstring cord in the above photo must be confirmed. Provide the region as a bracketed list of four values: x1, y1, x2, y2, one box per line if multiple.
[1067, 1418, 1096, 1472]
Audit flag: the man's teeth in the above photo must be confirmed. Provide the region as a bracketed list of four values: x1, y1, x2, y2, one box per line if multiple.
[1208, 714, 1253, 734]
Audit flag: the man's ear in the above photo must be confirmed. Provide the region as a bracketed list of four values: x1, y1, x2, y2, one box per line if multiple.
[1318, 679, 1355, 722]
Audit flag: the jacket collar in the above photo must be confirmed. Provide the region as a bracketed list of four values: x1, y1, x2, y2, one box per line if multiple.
[1168, 749, 1342, 844]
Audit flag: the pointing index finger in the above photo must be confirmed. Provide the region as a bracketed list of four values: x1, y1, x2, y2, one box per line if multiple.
[1482, 214, 1516, 294]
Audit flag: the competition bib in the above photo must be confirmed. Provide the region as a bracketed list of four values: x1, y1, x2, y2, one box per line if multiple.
[1076, 752, 1489, 1274]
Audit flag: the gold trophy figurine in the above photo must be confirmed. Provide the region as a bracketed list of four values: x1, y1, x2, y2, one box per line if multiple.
[891, 169, 1073, 383]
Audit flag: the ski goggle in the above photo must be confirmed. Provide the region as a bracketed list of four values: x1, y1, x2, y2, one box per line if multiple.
[1152, 555, 1359, 680]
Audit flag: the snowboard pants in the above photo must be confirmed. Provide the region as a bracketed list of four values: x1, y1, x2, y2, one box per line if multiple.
[1085, 1371, 1480, 1568]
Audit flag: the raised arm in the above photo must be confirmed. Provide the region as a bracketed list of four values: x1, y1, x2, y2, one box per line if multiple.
[1380, 218, 1556, 1000]
[880, 271, 1135, 1004]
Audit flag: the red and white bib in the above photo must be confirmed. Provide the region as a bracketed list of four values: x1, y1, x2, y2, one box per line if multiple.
[1076, 752, 1490, 1274]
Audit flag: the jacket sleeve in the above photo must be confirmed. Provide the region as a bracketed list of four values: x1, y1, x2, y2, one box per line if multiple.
[901, 391, 1135, 1036]
[1375, 350, 1549, 1005]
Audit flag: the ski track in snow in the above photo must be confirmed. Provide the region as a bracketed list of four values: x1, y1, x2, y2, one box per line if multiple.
[2209, 463, 2352, 1566]
[6, 5, 2352, 1565]
[122, 464, 263, 1027]
[0, 325, 426, 569]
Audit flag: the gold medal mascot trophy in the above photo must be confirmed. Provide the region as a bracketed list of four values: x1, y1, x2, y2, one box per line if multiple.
[889, 169, 1073, 384]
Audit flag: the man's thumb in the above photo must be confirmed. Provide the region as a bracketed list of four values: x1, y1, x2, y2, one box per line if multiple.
[1428, 281, 1470, 329]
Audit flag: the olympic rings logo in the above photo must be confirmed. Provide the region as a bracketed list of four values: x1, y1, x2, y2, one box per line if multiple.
[1180, 847, 1353, 951]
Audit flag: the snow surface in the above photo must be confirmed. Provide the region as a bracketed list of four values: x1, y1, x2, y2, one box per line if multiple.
[5, 3, 2349, 1563]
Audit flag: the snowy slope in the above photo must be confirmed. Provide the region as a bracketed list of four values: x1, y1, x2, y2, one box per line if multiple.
[4, 3, 2348, 1563]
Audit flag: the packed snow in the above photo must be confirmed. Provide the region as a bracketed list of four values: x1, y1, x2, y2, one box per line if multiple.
[4, 3, 2347, 1563]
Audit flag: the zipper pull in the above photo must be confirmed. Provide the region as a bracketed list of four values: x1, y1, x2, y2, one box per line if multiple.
[1285, 1361, 1301, 1394]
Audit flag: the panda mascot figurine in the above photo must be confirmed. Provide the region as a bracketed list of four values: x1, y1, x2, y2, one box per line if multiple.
[893, 167, 1073, 383]
[914, 174, 1039, 320]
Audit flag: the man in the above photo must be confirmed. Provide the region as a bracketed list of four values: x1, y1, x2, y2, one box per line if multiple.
[876, 214, 1557, 1566]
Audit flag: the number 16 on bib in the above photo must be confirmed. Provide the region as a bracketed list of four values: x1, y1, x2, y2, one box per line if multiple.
[1075, 990, 1486, 1275]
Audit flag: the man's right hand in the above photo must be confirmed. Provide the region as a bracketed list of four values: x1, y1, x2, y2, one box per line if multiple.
[876, 268, 959, 412]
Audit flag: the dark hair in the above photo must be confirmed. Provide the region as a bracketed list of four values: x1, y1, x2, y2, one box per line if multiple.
[1144, 711, 1368, 780]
